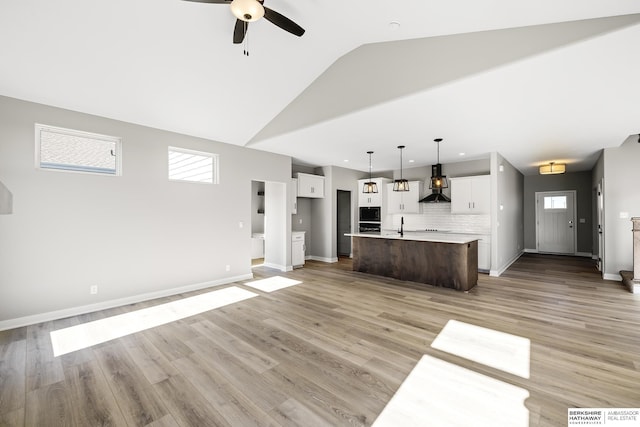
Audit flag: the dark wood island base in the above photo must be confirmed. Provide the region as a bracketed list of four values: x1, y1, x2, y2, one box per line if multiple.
[351, 236, 478, 291]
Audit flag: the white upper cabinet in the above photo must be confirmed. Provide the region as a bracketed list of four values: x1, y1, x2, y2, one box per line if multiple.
[358, 178, 391, 206]
[450, 175, 491, 214]
[386, 181, 423, 214]
[296, 173, 325, 198]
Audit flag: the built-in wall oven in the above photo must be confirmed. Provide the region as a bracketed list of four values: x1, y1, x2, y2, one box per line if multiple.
[359, 222, 381, 233]
[359, 207, 381, 232]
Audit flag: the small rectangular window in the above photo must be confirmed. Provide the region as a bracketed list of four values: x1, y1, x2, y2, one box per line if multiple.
[168, 147, 218, 184]
[544, 196, 567, 210]
[35, 124, 121, 176]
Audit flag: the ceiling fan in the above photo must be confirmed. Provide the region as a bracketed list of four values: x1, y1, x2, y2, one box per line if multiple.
[183, 0, 305, 44]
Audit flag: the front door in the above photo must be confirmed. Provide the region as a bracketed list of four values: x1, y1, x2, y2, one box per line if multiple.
[536, 191, 576, 254]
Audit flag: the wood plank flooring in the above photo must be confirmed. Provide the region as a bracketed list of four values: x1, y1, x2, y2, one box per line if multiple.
[1, 254, 639, 426]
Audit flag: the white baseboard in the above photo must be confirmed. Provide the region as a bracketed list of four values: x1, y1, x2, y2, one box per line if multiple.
[575, 252, 593, 258]
[490, 251, 524, 277]
[0, 273, 253, 332]
[524, 248, 593, 258]
[603, 273, 622, 281]
[307, 255, 338, 263]
[262, 262, 289, 272]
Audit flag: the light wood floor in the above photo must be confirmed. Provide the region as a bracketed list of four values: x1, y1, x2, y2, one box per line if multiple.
[1, 254, 639, 426]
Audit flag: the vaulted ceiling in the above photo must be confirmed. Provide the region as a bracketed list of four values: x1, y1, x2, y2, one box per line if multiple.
[1, 1, 639, 174]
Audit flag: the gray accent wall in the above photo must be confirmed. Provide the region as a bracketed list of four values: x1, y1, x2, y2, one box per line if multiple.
[523, 171, 593, 254]
[0, 95, 292, 327]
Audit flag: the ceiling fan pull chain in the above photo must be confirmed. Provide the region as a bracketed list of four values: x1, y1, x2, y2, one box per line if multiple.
[244, 22, 249, 56]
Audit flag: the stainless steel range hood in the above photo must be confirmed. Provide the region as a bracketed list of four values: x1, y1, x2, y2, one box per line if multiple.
[420, 189, 451, 203]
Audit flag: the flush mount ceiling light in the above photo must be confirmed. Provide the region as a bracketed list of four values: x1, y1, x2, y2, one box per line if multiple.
[362, 151, 378, 194]
[393, 145, 409, 192]
[539, 162, 566, 175]
[429, 138, 449, 190]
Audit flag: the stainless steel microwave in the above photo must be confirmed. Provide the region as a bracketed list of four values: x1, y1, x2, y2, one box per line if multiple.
[359, 206, 381, 222]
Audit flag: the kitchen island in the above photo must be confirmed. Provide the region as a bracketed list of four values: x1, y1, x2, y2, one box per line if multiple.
[347, 232, 479, 291]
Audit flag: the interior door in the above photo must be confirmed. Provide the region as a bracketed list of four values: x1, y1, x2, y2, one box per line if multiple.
[536, 191, 576, 254]
[337, 190, 351, 257]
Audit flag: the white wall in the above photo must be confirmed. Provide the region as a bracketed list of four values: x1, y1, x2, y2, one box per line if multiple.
[0, 95, 291, 328]
[491, 153, 524, 276]
[0, 180, 12, 214]
[602, 136, 640, 279]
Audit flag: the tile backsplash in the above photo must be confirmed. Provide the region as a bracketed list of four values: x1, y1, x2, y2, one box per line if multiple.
[386, 203, 490, 234]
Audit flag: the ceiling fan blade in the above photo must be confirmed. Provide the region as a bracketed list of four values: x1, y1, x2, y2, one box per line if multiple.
[182, 0, 230, 3]
[233, 19, 248, 44]
[263, 7, 305, 37]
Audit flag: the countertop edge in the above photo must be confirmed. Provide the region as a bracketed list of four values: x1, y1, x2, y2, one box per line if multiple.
[345, 233, 479, 244]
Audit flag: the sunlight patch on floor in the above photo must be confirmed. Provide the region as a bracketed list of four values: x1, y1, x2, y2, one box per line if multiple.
[244, 276, 302, 293]
[431, 319, 531, 379]
[50, 286, 258, 357]
[373, 355, 529, 427]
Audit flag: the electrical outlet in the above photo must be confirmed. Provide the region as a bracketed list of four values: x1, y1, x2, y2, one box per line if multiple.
[90, 285, 98, 295]
[225, 265, 230, 272]
[239, 221, 244, 228]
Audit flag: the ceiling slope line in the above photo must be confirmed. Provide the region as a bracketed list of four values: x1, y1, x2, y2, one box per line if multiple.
[246, 13, 640, 147]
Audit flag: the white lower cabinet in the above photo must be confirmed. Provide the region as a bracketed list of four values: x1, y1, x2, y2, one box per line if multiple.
[477, 235, 491, 271]
[292, 231, 306, 267]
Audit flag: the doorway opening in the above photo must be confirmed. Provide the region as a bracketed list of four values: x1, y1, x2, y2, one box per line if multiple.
[337, 190, 352, 258]
[535, 190, 577, 255]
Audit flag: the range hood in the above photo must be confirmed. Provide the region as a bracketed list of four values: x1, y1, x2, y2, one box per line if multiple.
[419, 163, 451, 203]
[420, 188, 450, 203]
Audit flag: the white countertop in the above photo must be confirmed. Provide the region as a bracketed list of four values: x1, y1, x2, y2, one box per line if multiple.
[346, 231, 480, 244]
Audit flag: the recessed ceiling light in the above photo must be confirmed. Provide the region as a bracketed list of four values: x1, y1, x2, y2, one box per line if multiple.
[409, 159, 415, 163]
[389, 21, 400, 30]
[459, 152, 466, 156]
[343, 159, 349, 162]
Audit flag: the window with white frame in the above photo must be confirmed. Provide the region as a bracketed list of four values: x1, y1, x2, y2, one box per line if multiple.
[168, 147, 218, 184]
[35, 124, 121, 175]
[543, 196, 567, 210]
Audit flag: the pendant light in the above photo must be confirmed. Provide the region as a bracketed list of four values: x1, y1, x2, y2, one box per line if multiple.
[393, 145, 409, 192]
[362, 151, 378, 194]
[429, 138, 449, 189]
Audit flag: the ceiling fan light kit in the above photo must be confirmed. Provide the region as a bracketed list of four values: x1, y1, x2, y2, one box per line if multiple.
[230, 0, 264, 21]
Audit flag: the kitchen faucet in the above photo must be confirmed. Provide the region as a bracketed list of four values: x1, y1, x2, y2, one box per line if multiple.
[398, 216, 404, 237]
